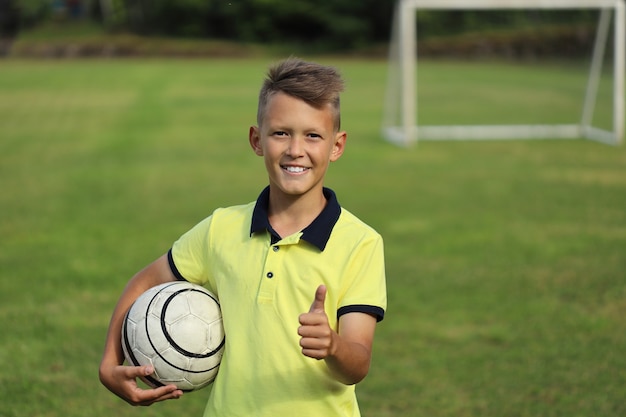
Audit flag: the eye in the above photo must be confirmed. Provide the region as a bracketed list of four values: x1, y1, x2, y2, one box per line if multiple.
[273, 131, 288, 137]
[307, 132, 322, 139]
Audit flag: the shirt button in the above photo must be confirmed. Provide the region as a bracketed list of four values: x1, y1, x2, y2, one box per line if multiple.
[266, 272, 274, 279]
[273, 246, 279, 252]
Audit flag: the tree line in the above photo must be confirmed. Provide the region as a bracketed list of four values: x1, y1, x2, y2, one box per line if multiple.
[4, 0, 599, 52]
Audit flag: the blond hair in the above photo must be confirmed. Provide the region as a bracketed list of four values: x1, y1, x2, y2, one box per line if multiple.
[257, 58, 345, 131]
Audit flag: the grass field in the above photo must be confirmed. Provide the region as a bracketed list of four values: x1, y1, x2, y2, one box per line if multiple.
[0, 58, 625, 417]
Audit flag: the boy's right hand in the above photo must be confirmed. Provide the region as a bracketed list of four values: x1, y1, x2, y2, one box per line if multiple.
[98, 254, 182, 405]
[99, 364, 183, 406]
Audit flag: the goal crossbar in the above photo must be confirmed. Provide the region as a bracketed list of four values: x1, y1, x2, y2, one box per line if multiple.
[401, 0, 620, 9]
[383, 0, 626, 146]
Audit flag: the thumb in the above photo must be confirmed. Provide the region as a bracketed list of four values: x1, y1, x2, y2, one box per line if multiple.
[122, 365, 153, 379]
[308, 285, 327, 314]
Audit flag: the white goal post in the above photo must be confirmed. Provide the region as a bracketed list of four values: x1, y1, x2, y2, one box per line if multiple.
[382, 0, 626, 146]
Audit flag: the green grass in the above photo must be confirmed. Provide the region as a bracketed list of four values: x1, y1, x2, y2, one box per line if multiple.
[414, 60, 614, 128]
[0, 58, 625, 417]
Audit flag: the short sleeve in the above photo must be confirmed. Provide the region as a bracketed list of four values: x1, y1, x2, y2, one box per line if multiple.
[338, 231, 387, 322]
[169, 215, 214, 288]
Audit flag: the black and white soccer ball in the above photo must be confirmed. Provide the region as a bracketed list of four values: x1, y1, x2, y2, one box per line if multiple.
[121, 281, 225, 392]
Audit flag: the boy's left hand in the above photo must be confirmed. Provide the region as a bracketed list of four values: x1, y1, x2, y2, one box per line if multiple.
[298, 285, 335, 359]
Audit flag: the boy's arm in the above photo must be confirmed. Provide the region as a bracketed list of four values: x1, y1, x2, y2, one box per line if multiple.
[298, 285, 378, 385]
[99, 254, 184, 405]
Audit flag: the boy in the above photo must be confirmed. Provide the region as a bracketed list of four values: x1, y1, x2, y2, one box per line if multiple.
[99, 58, 387, 416]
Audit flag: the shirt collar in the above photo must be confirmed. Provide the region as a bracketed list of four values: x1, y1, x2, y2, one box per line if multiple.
[250, 186, 341, 251]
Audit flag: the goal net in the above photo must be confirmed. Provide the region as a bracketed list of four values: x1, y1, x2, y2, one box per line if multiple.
[382, 0, 625, 146]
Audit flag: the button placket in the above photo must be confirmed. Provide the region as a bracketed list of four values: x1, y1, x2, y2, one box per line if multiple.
[258, 243, 281, 302]
[267, 245, 280, 278]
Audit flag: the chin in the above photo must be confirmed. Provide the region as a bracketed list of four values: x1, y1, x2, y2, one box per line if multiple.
[274, 182, 313, 197]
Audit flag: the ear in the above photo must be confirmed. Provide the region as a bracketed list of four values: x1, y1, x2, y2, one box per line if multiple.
[249, 126, 263, 156]
[330, 131, 347, 162]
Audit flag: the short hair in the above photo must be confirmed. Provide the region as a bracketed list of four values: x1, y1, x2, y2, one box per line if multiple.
[257, 58, 345, 131]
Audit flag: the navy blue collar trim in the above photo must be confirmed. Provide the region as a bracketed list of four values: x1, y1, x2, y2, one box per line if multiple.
[250, 186, 341, 251]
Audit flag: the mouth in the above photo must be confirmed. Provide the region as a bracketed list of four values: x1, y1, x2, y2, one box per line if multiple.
[281, 165, 309, 174]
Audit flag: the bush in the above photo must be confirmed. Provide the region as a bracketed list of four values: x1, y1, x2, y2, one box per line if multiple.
[16, 0, 52, 27]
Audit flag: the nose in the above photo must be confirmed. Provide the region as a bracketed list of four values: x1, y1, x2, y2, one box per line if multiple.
[286, 136, 305, 157]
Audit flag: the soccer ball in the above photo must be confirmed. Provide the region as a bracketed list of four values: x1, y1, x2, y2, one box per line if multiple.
[121, 281, 225, 392]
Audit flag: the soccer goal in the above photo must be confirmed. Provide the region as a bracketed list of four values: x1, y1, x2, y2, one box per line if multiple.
[382, 0, 625, 146]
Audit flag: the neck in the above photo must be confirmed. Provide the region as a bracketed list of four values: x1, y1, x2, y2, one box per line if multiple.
[267, 188, 327, 238]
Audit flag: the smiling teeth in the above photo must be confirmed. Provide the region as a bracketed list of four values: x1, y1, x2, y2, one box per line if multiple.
[285, 166, 306, 173]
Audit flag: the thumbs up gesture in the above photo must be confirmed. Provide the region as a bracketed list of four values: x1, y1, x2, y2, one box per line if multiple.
[298, 285, 335, 359]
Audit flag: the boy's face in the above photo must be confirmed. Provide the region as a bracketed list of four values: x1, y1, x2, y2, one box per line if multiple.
[249, 92, 346, 202]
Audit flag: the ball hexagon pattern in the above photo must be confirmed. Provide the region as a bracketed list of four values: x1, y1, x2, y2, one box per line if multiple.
[121, 281, 225, 391]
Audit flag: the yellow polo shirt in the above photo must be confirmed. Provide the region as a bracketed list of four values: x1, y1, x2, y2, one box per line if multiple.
[169, 187, 386, 417]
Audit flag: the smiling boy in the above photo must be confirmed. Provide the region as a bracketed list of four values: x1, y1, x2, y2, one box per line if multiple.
[99, 58, 387, 417]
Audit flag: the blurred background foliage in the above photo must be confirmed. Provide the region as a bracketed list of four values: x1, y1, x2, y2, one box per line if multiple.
[0, 0, 604, 56]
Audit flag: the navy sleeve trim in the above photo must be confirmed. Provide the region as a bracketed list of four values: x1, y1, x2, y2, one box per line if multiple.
[337, 305, 385, 322]
[167, 248, 187, 281]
